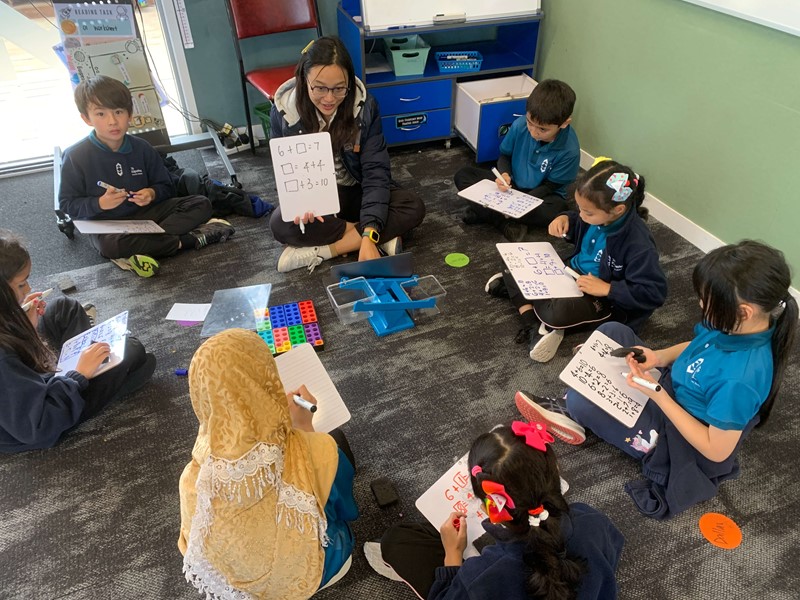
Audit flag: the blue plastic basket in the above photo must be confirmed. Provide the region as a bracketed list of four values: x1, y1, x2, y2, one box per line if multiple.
[435, 51, 483, 73]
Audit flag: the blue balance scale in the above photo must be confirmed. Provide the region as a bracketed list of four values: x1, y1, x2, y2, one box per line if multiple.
[327, 255, 445, 337]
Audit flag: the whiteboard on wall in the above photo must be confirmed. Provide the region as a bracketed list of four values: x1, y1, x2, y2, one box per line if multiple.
[681, 0, 800, 38]
[360, 0, 541, 31]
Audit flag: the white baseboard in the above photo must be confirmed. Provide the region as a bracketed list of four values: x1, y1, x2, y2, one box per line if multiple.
[579, 149, 800, 303]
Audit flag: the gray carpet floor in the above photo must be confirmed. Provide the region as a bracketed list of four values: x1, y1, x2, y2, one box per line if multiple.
[0, 141, 798, 600]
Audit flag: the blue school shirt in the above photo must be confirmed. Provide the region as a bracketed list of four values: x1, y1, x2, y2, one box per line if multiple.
[570, 212, 630, 276]
[671, 323, 773, 430]
[319, 449, 358, 586]
[498, 117, 580, 196]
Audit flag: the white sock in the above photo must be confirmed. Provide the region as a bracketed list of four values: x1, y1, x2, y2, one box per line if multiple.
[318, 245, 333, 260]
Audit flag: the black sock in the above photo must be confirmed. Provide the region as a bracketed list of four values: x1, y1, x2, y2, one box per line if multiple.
[520, 310, 538, 331]
[180, 234, 197, 251]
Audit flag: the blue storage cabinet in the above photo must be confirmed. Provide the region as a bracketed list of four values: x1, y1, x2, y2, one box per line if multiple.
[337, 1, 541, 153]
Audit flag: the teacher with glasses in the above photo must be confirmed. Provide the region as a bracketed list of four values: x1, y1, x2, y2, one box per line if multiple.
[269, 36, 426, 273]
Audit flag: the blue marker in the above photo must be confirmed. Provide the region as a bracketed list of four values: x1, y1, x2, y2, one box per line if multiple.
[175, 368, 188, 377]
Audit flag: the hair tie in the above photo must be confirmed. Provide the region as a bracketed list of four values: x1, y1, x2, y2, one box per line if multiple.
[606, 173, 632, 203]
[471, 465, 483, 477]
[511, 421, 554, 452]
[528, 505, 550, 527]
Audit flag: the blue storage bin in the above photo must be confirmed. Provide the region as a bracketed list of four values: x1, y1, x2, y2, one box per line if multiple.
[435, 51, 483, 73]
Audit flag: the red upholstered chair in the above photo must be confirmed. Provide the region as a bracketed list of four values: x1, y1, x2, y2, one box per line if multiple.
[224, 0, 322, 152]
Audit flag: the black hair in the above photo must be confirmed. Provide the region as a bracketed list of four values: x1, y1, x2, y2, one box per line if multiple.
[294, 36, 359, 151]
[469, 426, 585, 600]
[73, 74, 133, 117]
[0, 280, 55, 373]
[526, 79, 576, 126]
[0, 229, 31, 282]
[574, 159, 648, 220]
[692, 240, 798, 426]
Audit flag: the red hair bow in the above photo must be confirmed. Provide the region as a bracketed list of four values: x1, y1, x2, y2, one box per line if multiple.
[481, 480, 515, 523]
[511, 421, 554, 452]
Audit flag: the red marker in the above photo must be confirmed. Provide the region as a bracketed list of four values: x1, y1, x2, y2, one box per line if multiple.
[452, 518, 461, 531]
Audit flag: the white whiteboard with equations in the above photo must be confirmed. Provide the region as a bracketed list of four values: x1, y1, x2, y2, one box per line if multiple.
[269, 132, 340, 223]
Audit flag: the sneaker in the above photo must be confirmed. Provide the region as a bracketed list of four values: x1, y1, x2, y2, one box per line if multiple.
[82, 303, 97, 327]
[514, 390, 586, 445]
[276, 246, 325, 273]
[484, 272, 509, 299]
[500, 220, 528, 242]
[190, 218, 235, 248]
[110, 255, 160, 278]
[529, 327, 565, 363]
[364, 542, 403, 582]
[380, 237, 402, 256]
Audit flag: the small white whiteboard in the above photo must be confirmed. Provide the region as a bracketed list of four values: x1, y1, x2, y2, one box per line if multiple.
[559, 329, 661, 428]
[458, 179, 543, 219]
[57, 311, 128, 377]
[415, 452, 485, 559]
[274, 343, 351, 434]
[73, 220, 165, 234]
[497, 242, 582, 299]
[269, 132, 339, 222]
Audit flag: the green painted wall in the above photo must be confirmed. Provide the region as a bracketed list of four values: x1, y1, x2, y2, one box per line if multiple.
[537, 0, 800, 285]
[182, 0, 339, 128]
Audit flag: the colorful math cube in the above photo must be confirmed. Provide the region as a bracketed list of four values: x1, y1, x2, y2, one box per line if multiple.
[256, 300, 325, 356]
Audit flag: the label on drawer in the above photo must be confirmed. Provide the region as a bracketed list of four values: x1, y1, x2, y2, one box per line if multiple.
[395, 113, 427, 128]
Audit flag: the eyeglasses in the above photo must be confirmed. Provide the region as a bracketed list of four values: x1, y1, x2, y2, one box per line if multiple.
[309, 84, 349, 98]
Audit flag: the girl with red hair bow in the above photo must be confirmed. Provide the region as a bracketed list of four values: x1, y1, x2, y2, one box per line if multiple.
[366, 422, 624, 600]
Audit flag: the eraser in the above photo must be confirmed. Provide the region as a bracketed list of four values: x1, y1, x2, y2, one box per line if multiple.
[57, 275, 76, 293]
[370, 477, 399, 507]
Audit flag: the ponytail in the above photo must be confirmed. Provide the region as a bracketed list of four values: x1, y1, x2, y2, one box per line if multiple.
[759, 293, 798, 426]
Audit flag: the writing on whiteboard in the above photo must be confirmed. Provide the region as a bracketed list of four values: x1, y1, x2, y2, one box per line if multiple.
[497, 242, 583, 300]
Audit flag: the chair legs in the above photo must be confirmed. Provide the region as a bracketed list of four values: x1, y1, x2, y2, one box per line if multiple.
[241, 80, 256, 155]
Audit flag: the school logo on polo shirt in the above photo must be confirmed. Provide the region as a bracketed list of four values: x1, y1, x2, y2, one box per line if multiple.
[540, 158, 549, 173]
[687, 358, 704, 385]
[116, 163, 123, 176]
[130, 167, 143, 176]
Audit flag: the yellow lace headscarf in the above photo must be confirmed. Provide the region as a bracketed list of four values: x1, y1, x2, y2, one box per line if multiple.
[178, 329, 339, 600]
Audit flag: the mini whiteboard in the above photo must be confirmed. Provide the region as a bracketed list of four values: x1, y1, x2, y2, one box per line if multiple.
[559, 329, 661, 428]
[274, 343, 351, 434]
[415, 452, 485, 559]
[360, 0, 541, 30]
[458, 179, 543, 219]
[269, 132, 339, 222]
[497, 242, 582, 299]
[57, 311, 128, 376]
[73, 220, 165, 234]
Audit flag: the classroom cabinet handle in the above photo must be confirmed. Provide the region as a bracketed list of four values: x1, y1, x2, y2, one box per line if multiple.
[400, 96, 422, 102]
[399, 125, 422, 131]
[512, 113, 524, 117]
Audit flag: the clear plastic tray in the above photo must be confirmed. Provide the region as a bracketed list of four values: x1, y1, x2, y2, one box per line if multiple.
[401, 275, 446, 320]
[326, 277, 376, 324]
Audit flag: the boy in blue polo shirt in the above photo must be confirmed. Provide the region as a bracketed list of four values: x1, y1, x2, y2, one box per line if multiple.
[59, 75, 235, 277]
[454, 79, 581, 241]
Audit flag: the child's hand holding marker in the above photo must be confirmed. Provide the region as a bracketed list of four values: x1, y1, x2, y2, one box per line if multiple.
[547, 215, 569, 238]
[97, 180, 132, 210]
[287, 384, 317, 432]
[293, 212, 325, 234]
[20, 288, 53, 313]
[491, 167, 511, 192]
[440, 511, 467, 566]
[127, 187, 156, 207]
[622, 353, 662, 394]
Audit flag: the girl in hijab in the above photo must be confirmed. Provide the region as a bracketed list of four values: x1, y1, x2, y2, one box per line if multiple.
[178, 328, 358, 599]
